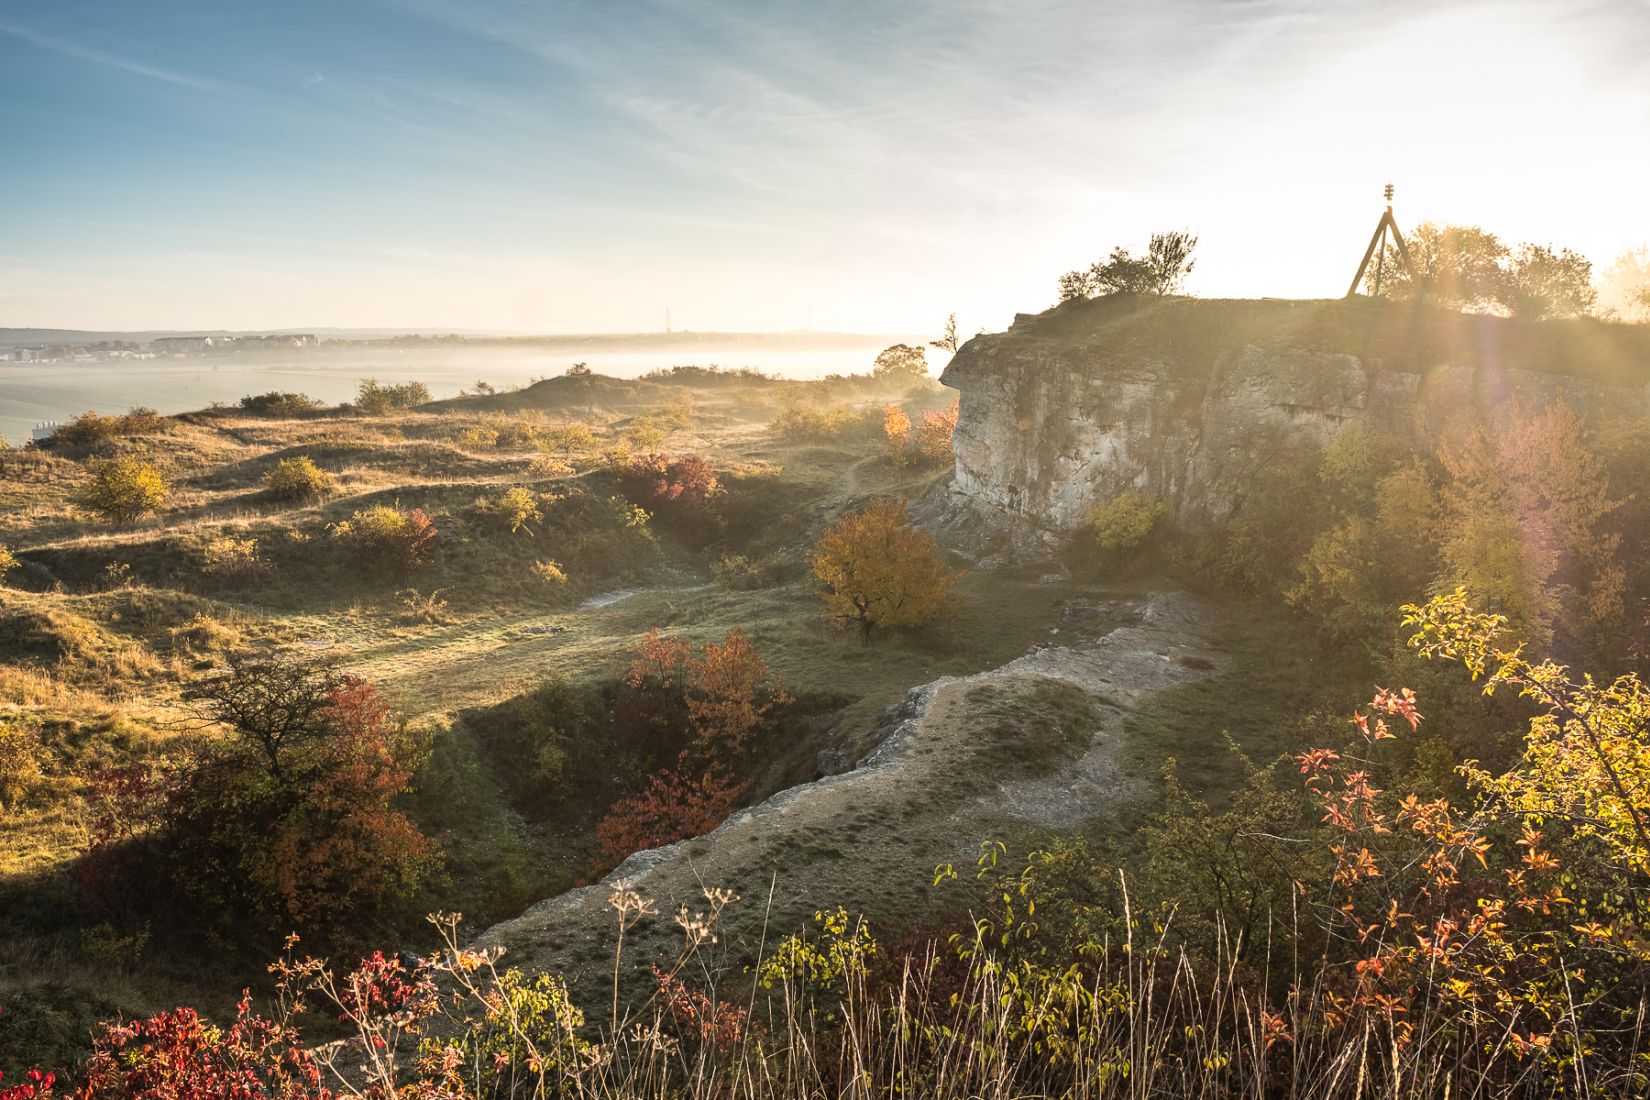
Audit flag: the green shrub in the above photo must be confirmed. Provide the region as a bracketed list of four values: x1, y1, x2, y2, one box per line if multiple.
[332, 504, 440, 572]
[468, 677, 605, 804]
[355, 378, 432, 415]
[263, 456, 335, 501]
[0, 544, 17, 583]
[74, 456, 169, 522]
[1086, 491, 1169, 553]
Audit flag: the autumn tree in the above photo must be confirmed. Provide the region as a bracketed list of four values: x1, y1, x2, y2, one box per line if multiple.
[882, 405, 912, 463]
[810, 498, 960, 642]
[1595, 245, 1650, 321]
[165, 657, 436, 930]
[624, 628, 790, 763]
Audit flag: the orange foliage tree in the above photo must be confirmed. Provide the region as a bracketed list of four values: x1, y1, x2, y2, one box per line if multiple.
[810, 498, 960, 642]
[915, 402, 958, 464]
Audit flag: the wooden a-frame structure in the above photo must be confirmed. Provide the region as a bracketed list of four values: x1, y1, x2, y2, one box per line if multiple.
[1346, 184, 1418, 298]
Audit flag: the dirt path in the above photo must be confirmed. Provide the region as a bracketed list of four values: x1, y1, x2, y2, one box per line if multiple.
[474, 590, 1221, 983]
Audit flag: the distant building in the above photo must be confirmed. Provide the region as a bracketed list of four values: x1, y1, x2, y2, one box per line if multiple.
[31, 422, 59, 443]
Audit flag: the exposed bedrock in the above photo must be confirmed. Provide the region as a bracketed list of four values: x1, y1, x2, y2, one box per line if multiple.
[940, 295, 1650, 531]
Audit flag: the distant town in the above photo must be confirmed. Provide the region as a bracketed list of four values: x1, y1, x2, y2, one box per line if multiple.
[1, 333, 319, 363]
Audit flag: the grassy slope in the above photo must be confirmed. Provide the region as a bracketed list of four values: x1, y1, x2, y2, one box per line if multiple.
[1008, 293, 1650, 386]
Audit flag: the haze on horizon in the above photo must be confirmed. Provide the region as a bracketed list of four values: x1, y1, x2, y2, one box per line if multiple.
[3, 0, 1647, 337]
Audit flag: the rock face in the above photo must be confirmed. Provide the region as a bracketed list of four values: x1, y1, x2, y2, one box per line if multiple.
[940, 296, 1650, 532]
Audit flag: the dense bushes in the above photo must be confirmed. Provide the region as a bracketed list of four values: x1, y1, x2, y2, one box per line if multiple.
[467, 629, 789, 879]
[618, 454, 722, 545]
[238, 391, 321, 417]
[72, 457, 168, 523]
[462, 677, 608, 811]
[457, 414, 542, 450]
[1203, 407, 1639, 662]
[43, 409, 167, 451]
[354, 378, 431, 415]
[769, 405, 870, 442]
[26, 604, 1650, 1097]
[587, 628, 789, 876]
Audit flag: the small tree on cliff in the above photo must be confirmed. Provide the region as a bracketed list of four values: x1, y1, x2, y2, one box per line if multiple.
[930, 313, 960, 354]
[810, 498, 960, 642]
[1059, 231, 1198, 302]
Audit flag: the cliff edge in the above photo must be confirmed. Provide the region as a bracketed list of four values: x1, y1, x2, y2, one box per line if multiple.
[940, 295, 1650, 532]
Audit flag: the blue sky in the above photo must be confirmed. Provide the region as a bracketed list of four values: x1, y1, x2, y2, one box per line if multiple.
[2, 0, 1647, 333]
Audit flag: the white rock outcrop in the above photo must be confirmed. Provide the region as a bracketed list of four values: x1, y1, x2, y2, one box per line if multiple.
[941, 296, 1650, 531]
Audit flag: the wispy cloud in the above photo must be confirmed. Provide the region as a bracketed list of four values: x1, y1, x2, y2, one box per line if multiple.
[0, 18, 244, 94]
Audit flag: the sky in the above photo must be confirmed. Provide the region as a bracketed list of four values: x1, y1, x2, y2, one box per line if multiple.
[2, 0, 1647, 335]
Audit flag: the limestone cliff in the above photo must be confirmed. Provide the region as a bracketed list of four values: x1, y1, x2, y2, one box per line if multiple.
[940, 296, 1650, 531]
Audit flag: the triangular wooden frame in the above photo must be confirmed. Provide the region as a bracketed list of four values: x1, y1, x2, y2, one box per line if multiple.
[1346, 196, 1418, 298]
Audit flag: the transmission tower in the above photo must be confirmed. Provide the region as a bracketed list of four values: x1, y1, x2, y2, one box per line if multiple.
[1345, 183, 1418, 298]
